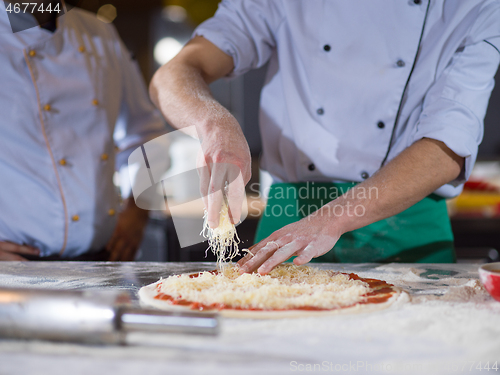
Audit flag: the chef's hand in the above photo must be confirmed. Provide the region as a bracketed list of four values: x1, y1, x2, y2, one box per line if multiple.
[106, 199, 149, 261]
[0, 242, 40, 261]
[237, 209, 341, 275]
[197, 119, 251, 228]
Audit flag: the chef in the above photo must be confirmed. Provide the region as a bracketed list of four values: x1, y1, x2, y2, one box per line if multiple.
[150, 0, 500, 273]
[0, 1, 167, 261]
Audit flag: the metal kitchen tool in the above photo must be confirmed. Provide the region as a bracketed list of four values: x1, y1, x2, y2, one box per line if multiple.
[0, 287, 219, 344]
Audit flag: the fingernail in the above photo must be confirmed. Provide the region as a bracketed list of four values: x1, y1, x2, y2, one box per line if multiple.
[258, 265, 270, 275]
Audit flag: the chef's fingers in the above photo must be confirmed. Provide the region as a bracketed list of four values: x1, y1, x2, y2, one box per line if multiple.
[197, 151, 210, 210]
[237, 231, 282, 267]
[226, 167, 244, 224]
[206, 162, 225, 228]
[257, 241, 303, 275]
[118, 246, 131, 261]
[237, 233, 279, 267]
[237, 244, 257, 267]
[293, 243, 317, 266]
[130, 246, 140, 261]
[238, 237, 289, 274]
[207, 189, 223, 229]
[0, 250, 28, 261]
[109, 238, 127, 261]
[108, 249, 119, 262]
[122, 244, 139, 261]
[0, 242, 39, 256]
[106, 233, 118, 253]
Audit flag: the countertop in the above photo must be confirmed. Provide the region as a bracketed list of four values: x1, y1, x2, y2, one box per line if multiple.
[0, 262, 499, 375]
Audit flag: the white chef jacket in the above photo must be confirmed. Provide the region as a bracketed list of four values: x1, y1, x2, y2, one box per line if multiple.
[194, 0, 500, 197]
[0, 7, 166, 257]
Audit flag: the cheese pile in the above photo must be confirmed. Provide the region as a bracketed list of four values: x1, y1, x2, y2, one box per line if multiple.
[158, 264, 370, 310]
[201, 200, 240, 266]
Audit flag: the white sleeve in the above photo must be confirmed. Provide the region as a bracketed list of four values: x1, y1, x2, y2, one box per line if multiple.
[412, 3, 500, 189]
[193, 0, 284, 76]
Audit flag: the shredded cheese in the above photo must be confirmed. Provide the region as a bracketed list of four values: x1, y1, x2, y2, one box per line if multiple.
[201, 200, 240, 266]
[158, 264, 371, 310]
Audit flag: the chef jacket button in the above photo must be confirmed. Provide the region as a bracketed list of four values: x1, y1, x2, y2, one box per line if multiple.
[72, 215, 80, 222]
[377, 121, 385, 129]
[43, 104, 51, 111]
[101, 153, 109, 161]
[92, 99, 99, 106]
[78, 46, 86, 53]
[413, 0, 421, 4]
[108, 209, 116, 216]
[396, 60, 406, 67]
[323, 44, 331, 52]
[361, 172, 369, 179]
[316, 108, 324, 115]
[308, 163, 316, 171]
[59, 159, 67, 166]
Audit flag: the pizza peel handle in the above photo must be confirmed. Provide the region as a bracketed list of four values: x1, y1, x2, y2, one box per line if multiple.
[118, 307, 219, 336]
[0, 287, 219, 344]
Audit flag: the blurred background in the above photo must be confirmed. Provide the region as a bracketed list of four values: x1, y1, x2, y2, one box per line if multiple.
[72, 0, 500, 263]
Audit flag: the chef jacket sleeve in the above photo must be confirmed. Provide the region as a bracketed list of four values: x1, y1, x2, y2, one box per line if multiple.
[110, 28, 169, 198]
[412, 3, 500, 186]
[193, 0, 284, 76]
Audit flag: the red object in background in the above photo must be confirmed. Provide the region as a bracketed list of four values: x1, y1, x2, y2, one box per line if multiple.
[464, 180, 500, 193]
[479, 263, 500, 302]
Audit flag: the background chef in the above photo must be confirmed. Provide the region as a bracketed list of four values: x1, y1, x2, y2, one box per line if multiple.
[0, 1, 167, 261]
[149, 0, 500, 273]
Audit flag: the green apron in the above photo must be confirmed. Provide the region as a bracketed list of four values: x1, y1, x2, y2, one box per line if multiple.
[255, 182, 456, 263]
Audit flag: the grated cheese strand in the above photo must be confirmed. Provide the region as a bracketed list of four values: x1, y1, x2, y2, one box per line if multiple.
[158, 264, 371, 310]
[201, 200, 240, 266]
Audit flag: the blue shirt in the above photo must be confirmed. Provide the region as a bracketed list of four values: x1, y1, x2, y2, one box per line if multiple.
[0, 7, 165, 257]
[195, 0, 500, 197]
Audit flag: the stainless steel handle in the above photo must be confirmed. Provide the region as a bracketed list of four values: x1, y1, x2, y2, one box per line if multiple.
[0, 288, 219, 344]
[119, 308, 219, 336]
[0, 288, 125, 344]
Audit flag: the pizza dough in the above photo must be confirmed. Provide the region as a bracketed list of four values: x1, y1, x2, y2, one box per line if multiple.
[139, 264, 403, 319]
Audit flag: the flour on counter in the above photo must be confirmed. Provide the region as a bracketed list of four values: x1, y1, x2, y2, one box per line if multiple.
[1, 262, 499, 375]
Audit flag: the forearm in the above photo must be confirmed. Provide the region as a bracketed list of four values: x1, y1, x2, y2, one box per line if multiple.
[329, 138, 464, 235]
[151, 64, 225, 136]
[150, 59, 250, 174]
[149, 37, 238, 140]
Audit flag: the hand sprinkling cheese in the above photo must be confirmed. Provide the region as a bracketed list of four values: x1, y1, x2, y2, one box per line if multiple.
[201, 199, 240, 267]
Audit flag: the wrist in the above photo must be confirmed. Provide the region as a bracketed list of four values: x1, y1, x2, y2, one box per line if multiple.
[123, 198, 149, 218]
[196, 111, 242, 140]
[321, 197, 367, 236]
